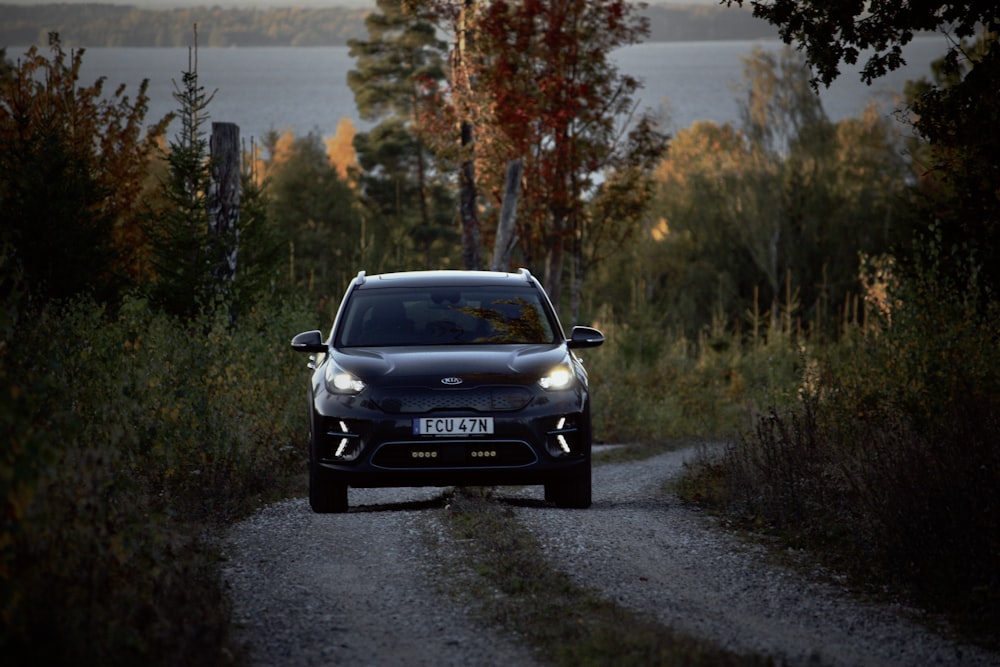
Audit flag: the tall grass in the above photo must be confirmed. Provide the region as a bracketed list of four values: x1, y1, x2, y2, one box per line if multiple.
[587, 305, 805, 443]
[1, 293, 313, 664]
[679, 266, 1000, 644]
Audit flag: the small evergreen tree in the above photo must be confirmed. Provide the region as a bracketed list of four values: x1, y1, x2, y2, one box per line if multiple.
[146, 48, 218, 318]
[147, 43, 279, 319]
[234, 141, 283, 311]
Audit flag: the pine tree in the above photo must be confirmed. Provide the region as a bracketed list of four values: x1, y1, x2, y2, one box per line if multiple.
[348, 0, 457, 269]
[146, 44, 219, 317]
[147, 42, 280, 319]
[264, 130, 363, 293]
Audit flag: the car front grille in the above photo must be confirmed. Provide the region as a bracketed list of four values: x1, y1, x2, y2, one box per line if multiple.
[371, 440, 537, 469]
[370, 386, 533, 414]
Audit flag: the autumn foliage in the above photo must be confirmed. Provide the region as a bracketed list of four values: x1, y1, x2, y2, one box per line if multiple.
[0, 36, 169, 301]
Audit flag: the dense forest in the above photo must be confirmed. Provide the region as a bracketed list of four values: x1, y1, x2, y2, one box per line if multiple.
[2, 0, 997, 664]
[0, 3, 777, 48]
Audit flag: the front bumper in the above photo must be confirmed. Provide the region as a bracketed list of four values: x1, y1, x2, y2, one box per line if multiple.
[310, 387, 590, 488]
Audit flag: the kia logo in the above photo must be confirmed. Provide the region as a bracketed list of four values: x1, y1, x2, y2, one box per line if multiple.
[441, 377, 463, 385]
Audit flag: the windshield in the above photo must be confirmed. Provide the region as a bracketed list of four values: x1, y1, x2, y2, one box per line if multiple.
[337, 286, 559, 347]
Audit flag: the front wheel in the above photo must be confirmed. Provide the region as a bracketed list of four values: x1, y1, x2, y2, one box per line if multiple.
[309, 462, 348, 513]
[547, 459, 592, 509]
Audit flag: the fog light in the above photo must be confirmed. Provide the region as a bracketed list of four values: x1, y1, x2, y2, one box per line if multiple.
[546, 416, 577, 457]
[326, 420, 362, 461]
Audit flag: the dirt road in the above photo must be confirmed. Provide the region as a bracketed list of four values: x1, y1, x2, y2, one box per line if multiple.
[223, 447, 999, 666]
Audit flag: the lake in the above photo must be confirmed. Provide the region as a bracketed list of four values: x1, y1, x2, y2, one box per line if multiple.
[43, 36, 952, 143]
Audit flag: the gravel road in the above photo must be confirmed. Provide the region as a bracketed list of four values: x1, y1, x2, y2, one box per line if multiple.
[223, 447, 999, 666]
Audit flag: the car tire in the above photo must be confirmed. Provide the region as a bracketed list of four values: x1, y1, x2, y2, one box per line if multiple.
[549, 406, 593, 508]
[549, 459, 592, 509]
[309, 463, 348, 513]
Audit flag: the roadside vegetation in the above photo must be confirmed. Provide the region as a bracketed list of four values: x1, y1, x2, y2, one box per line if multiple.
[3, 0, 998, 663]
[675, 256, 1000, 645]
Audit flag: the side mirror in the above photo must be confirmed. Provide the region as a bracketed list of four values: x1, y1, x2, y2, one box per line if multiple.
[291, 330, 327, 353]
[567, 326, 604, 349]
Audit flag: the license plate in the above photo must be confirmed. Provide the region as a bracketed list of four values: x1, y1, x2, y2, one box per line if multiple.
[413, 417, 494, 436]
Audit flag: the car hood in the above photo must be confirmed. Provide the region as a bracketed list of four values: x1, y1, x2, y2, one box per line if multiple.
[333, 344, 568, 387]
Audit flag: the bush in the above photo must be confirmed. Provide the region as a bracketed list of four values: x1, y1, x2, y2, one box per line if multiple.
[682, 259, 1000, 642]
[587, 310, 805, 443]
[1, 293, 313, 663]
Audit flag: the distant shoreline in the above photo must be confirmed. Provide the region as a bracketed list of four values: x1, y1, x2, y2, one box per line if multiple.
[1, 3, 779, 50]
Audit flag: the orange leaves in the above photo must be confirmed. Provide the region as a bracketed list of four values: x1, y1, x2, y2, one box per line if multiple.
[267, 128, 298, 166]
[324, 118, 359, 181]
[1, 38, 169, 299]
[257, 122, 359, 186]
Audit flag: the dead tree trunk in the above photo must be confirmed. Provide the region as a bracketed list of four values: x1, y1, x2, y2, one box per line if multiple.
[460, 121, 480, 270]
[490, 159, 522, 272]
[209, 122, 240, 283]
[457, 0, 480, 270]
[208, 122, 240, 313]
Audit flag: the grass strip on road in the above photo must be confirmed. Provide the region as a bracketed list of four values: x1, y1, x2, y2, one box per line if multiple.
[430, 487, 769, 667]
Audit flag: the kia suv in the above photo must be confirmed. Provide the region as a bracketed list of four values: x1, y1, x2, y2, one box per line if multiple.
[290, 269, 604, 513]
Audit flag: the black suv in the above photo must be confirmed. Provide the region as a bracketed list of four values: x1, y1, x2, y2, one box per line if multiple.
[290, 269, 605, 513]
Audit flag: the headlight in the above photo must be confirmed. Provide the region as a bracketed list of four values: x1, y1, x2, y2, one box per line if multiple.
[325, 362, 366, 394]
[538, 364, 573, 390]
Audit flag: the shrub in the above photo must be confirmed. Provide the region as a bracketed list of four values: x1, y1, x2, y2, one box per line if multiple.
[682, 254, 1000, 642]
[1, 292, 312, 663]
[587, 311, 805, 443]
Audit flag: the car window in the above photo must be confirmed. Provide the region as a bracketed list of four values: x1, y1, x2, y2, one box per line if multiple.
[337, 286, 558, 346]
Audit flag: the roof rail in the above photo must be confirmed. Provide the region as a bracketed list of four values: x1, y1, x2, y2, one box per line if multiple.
[517, 267, 533, 282]
[355, 270, 366, 286]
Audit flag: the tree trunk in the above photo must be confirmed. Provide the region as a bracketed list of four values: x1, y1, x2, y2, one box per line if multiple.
[458, 0, 480, 270]
[490, 159, 522, 272]
[208, 122, 240, 300]
[544, 210, 566, 311]
[416, 144, 432, 268]
[570, 208, 582, 326]
[460, 120, 480, 270]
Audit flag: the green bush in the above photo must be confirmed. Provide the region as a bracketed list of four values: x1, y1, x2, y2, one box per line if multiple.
[587, 311, 805, 443]
[1, 293, 313, 664]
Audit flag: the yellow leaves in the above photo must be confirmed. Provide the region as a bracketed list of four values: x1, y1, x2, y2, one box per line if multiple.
[268, 129, 298, 168]
[653, 120, 747, 190]
[325, 118, 359, 181]
[651, 217, 670, 242]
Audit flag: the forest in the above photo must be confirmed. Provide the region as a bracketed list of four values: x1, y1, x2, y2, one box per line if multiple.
[1, 0, 997, 664]
[0, 2, 776, 48]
